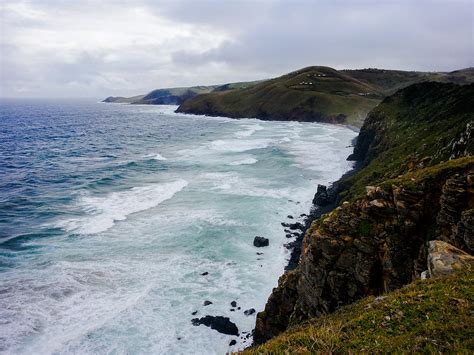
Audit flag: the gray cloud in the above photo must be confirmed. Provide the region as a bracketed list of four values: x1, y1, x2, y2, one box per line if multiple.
[1, 0, 472, 98]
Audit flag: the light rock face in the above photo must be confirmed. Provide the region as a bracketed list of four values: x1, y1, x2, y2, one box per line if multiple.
[427, 240, 474, 277]
[253, 165, 474, 344]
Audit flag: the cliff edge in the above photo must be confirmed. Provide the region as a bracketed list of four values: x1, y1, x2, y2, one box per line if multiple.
[251, 82, 474, 349]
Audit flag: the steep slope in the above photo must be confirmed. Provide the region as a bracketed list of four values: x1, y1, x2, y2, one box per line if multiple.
[177, 67, 474, 127]
[247, 270, 474, 353]
[252, 82, 474, 345]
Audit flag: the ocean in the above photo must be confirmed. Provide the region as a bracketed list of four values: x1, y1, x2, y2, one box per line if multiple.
[0, 99, 356, 354]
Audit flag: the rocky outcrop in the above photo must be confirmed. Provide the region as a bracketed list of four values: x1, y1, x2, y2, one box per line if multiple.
[254, 163, 474, 344]
[191, 315, 239, 336]
[253, 83, 474, 345]
[253, 236, 269, 247]
[427, 240, 474, 277]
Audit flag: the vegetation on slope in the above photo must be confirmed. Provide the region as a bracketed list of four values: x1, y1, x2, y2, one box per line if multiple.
[245, 270, 474, 354]
[341, 82, 474, 200]
[251, 81, 474, 347]
[102, 80, 263, 105]
[177, 67, 474, 127]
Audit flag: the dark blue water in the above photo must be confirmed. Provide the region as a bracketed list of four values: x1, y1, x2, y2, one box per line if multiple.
[0, 99, 356, 354]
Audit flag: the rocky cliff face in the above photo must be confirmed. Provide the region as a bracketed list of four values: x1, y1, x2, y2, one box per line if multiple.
[253, 82, 474, 344]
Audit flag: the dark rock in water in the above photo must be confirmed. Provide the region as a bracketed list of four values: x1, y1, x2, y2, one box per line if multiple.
[253, 236, 269, 247]
[287, 215, 294, 219]
[312, 184, 329, 206]
[191, 315, 239, 336]
[285, 233, 293, 238]
[203, 300, 213, 306]
[177, 337, 182, 340]
[191, 310, 198, 315]
[231, 300, 237, 307]
[230, 309, 235, 312]
[201, 272, 209, 276]
[288, 222, 305, 231]
[281, 222, 290, 228]
[244, 308, 256, 316]
[300, 213, 307, 217]
[256, 252, 263, 255]
[229, 339, 237, 346]
[237, 307, 241, 310]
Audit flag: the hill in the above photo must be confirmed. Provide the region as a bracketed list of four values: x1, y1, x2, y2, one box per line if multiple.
[250, 82, 474, 350]
[102, 80, 264, 105]
[177, 67, 474, 127]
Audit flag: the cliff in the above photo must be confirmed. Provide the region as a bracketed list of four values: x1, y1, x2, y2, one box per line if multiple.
[251, 82, 474, 349]
[177, 67, 474, 127]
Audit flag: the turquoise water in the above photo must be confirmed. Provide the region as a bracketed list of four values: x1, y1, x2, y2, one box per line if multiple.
[0, 100, 356, 354]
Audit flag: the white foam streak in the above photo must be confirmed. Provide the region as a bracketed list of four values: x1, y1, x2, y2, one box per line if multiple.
[59, 180, 188, 234]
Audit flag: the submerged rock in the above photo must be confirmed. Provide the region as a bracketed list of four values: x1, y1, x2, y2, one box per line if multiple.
[253, 236, 269, 247]
[231, 301, 237, 307]
[191, 316, 239, 336]
[244, 308, 256, 316]
[203, 300, 213, 306]
[229, 339, 237, 346]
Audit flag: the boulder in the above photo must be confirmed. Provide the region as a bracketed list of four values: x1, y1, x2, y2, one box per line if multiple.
[253, 236, 269, 247]
[427, 240, 474, 278]
[312, 184, 329, 206]
[244, 308, 256, 316]
[191, 316, 239, 336]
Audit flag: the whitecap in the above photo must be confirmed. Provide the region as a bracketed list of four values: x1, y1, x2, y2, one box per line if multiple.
[144, 153, 167, 161]
[234, 124, 264, 138]
[209, 139, 271, 153]
[57, 180, 188, 234]
[227, 157, 258, 166]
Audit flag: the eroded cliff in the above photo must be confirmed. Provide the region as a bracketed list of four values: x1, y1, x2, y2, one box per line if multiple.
[253, 82, 474, 344]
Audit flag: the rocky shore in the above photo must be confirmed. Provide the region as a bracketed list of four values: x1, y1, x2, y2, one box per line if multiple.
[250, 82, 474, 349]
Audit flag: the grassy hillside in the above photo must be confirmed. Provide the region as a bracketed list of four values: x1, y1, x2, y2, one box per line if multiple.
[340, 82, 474, 200]
[102, 81, 263, 105]
[177, 67, 474, 127]
[103, 86, 218, 105]
[245, 270, 474, 353]
[250, 82, 474, 349]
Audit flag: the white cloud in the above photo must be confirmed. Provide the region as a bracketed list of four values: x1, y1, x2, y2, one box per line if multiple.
[0, 0, 472, 98]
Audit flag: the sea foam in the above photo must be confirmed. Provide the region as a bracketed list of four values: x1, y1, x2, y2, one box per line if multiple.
[57, 179, 188, 234]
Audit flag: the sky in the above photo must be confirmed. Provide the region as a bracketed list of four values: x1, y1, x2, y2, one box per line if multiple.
[0, 0, 473, 98]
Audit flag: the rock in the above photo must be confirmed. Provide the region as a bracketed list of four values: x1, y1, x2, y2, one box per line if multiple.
[427, 240, 474, 277]
[256, 252, 263, 255]
[420, 270, 429, 280]
[191, 316, 239, 336]
[229, 339, 237, 346]
[289, 222, 305, 231]
[191, 310, 198, 315]
[244, 308, 255, 316]
[253, 236, 269, 247]
[203, 300, 213, 306]
[287, 215, 294, 219]
[201, 272, 209, 276]
[231, 301, 237, 307]
[312, 184, 329, 206]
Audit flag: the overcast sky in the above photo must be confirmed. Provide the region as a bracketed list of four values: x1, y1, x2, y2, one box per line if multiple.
[1, 0, 473, 98]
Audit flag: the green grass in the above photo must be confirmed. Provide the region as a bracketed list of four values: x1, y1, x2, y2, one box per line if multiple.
[244, 270, 474, 354]
[177, 67, 474, 127]
[340, 82, 474, 200]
